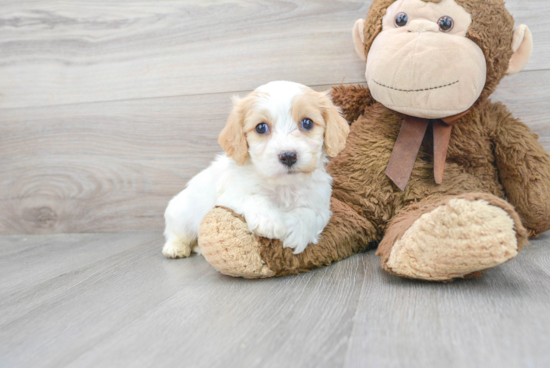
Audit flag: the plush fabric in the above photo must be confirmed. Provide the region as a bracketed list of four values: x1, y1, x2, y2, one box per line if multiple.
[199, 200, 377, 278]
[365, 0, 486, 118]
[363, 0, 515, 104]
[196, 0, 550, 281]
[377, 193, 528, 281]
[199, 207, 276, 278]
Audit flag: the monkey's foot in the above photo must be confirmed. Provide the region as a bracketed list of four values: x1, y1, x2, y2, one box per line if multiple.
[379, 194, 528, 281]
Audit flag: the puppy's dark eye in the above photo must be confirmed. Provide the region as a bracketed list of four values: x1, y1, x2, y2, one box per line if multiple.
[301, 118, 314, 131]
[395, 12, 408, 27]
[438, 16, 454, 32]
[255, 123, 269, 134]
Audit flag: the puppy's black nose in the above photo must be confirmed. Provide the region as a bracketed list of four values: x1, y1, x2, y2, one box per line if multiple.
[279, 151, 298, 168]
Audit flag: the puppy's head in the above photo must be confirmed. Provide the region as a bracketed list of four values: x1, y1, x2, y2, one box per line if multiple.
[218, 81, 349, 179]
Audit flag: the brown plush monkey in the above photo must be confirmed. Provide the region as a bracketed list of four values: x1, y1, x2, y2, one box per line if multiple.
[197, 0, 550, 281]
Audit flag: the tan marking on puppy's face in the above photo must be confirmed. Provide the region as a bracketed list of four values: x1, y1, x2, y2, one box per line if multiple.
[218, 96, 249, 166]
[240, 92, 274, 154]
[290, 91, 326, 173]
[242, 92, 272, 134]
[219, 91, 273, 166]
[220, 81, 349, 179]
[292, 89, 350, 159]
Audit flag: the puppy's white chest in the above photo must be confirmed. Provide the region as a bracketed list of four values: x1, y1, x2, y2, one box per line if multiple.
[269, 183, 312, 211]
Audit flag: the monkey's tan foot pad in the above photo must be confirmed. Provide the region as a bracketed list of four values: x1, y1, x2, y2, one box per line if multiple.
[198, 207, 275, 279]
[385, 198, 519, 281]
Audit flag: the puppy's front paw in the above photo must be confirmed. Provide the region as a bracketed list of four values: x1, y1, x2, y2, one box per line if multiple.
[247, 212, 287, 240]
[283, 229, 318, 255]
[162, 240, 192, 259]
[281, 218, 321, 254]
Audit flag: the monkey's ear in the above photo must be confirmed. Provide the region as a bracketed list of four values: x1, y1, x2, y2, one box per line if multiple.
[353, 19, 366, 62]
[506, 25, 533, 76]
[218, 97, 249, 166]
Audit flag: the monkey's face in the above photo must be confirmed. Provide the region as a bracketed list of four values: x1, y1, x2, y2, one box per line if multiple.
[365, 0, 486, 119]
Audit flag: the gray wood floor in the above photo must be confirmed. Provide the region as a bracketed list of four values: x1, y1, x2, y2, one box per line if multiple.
[1, 233, 549, 368]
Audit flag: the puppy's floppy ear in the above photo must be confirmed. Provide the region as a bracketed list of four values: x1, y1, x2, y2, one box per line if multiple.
[218, 96, 249, 165]
[321, 92, 350, 157]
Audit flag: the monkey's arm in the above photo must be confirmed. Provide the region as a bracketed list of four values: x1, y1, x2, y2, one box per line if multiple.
[330, 84, 374, 123]
[256, 196, 379, 276]
[492, 104, 550, 237]
[198, 196, 379, 278]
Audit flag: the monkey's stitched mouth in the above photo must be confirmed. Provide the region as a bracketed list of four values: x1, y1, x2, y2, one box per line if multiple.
[373, 80, 459, 92]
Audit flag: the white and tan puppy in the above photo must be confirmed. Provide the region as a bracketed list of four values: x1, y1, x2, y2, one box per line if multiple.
[162, 81, 349, 258]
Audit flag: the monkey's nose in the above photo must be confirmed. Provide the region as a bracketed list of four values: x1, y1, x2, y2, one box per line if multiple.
[407, 19, 439, 33]
[279, 151, 298, 168]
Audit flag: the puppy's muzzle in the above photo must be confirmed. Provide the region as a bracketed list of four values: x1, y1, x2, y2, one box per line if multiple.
[279, 151, 298, 168]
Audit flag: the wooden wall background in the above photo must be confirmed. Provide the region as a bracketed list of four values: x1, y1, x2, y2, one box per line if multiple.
[0, 0, 549, 235]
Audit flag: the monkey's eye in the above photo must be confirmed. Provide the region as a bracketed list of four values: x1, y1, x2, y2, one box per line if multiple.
[301, 118, 314, 131]
[438, 16, 454, 32]
[255, 123, 269, 134]
[395, 12, 408, 27]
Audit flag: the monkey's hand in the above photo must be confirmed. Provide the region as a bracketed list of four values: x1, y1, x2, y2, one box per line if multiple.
[330, 84, 374, 124]
[492, 102, 550, 238]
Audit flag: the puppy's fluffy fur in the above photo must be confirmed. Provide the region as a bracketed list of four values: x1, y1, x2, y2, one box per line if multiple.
[163, 81, 349, 258]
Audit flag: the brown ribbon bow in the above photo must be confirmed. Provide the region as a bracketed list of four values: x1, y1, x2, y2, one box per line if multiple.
[385, 111, 469, 191]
